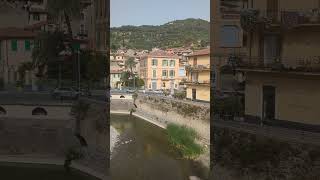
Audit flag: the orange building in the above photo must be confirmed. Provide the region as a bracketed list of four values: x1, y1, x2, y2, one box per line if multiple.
[139, 50, 182, 90]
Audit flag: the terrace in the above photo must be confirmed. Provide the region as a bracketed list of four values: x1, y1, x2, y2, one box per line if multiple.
[234, 55, 320, 74]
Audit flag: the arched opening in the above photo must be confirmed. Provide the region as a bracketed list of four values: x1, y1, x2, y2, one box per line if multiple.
[0, 106, 7, 115]
[32, 107, 48, 116]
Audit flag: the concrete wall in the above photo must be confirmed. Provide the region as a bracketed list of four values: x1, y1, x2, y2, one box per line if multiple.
[79, 99, 108, 154]
[136, 95, 210, 142]
[0, 105, 71, 120]
[245, 72, 320, 125]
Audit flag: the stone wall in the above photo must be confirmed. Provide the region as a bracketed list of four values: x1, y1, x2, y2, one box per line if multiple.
[212, 126, 320, 180]
[136, 95, 210, 142]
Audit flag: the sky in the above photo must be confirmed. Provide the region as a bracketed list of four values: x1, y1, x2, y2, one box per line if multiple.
[111, 0, 210, 27]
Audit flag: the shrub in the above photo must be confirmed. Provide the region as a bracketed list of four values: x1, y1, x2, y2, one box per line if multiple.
[167, 123, 204, 159]
[173, 91, 186, 100]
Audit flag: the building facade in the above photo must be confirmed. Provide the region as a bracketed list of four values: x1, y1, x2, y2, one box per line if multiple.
[139, 50, 181, 90]
[211, 0, 247, 93]
[0, 28, 36, 88]
[233, 0, 320, 131]
[185, 48, 210, 102]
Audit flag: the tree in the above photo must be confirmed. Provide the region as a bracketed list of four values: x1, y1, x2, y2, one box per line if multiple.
[47, 0, 83, 87]
[125, 57, 137, 74]
[86, 52, 107, 89]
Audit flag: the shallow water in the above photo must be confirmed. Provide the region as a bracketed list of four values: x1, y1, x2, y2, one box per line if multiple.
[0, 163, 100, 180]
[110, 114, 208, 180]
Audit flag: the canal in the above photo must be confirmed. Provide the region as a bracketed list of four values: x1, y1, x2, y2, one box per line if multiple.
[110, 114, 208, 180]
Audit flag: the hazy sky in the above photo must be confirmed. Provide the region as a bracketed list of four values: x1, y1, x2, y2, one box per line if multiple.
[111, 0, 210, 27]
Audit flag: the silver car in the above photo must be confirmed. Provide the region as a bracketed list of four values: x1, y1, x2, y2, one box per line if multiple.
[52, 87, 80, 100]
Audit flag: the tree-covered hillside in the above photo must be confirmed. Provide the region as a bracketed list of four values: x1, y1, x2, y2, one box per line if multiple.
[110, 18, 210, 50]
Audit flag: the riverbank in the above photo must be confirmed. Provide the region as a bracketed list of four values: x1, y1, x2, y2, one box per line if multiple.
[110, 110, 210, 171]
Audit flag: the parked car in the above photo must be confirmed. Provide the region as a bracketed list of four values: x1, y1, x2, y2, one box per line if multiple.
[51, 87, 80, 100]
[153, 90, 163, 94]
[80, 88, 92, 97]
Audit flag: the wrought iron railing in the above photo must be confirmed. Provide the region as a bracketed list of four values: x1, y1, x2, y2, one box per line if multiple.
[241, 9, 320, 29]
[234, 55, 320, 73]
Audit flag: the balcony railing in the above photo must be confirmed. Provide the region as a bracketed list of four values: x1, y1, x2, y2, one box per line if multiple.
[241, 9, 320, 30]
[234, 55, 320, 73]
[185, 64, 210, 72]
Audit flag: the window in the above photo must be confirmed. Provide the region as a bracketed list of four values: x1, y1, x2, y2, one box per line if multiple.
[11, 40, 17, 51]
[170, 60, 175, 67]
[152, 70, 157, 78]
[162, 70, 167, 77]
[220, 25, 240, 47]
[81, 13, 85, 20]
[162, 59, 168, 66]
[193, 57, 197, 65]
[33, 13, 40, 21]
[169, 70, 175, 77]
[152, 59, 158, 66]
[25, 40, 31, 51]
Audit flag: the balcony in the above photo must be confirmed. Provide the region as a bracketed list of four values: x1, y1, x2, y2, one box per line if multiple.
[185, 64, 210, 72]
[235, 56, 320, 74]
[185, 80, 210, 85]
[161, 76, 169, 81]
[240, 9, 320, 31]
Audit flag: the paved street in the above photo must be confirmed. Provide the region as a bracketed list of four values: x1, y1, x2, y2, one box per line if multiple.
[0, 91, 106, 104]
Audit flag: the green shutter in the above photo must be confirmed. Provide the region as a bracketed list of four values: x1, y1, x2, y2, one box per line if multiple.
[73, 43, 80, 51]
[25, 40, 31, 51]
[11, 40, 17, 51]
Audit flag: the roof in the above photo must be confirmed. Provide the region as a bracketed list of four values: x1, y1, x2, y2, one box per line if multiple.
[29, 7, 47, 13]
[111, 70, 123, 74]
[142, 50, 179, 59]
[24, 21, 48, 30]
[187, 48, 210, 57]
[0, 27, 36, 39]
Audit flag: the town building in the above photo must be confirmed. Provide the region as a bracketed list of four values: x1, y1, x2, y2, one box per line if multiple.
[0, 27, 36, 89]
[139, 50, 181, 91]
[228, 0, 320, 131]
[185, 48, 210, 102]
[211, 0, 247, 94]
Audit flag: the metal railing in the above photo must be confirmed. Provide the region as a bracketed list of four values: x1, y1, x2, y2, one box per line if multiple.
[243, 9, 320, 26]
[232, 55, 320, 73]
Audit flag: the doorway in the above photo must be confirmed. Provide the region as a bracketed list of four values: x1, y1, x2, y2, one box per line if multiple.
[264, 34, 280, 65]
[262, 86, 275, 121]
[192, 89, 196, 100]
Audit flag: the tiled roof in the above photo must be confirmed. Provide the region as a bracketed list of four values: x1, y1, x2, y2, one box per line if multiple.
[24, 21, 48, 30]
[187, 48, 210, 57]
[144, 50, 179, 58]
[0, 27, 36, 39]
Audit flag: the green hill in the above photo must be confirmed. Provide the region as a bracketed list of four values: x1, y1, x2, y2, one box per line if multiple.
[110, 18, 210, 50]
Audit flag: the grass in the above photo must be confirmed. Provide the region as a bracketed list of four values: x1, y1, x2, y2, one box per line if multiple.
[167, 123, 204, 159]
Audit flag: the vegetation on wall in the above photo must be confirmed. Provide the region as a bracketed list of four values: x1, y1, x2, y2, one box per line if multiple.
[111, 18, 210, 50]
[167, 123, 204, 159]
[213, 127, 320, 179]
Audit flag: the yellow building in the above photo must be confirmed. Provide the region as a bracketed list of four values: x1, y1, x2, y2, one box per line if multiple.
[211, 0, 247, 93]
[139, 50, 181, 90]
[231, 0, 320, 131]
[185, 49, 210, 102]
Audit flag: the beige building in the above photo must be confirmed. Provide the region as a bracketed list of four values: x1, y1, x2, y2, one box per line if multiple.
[211, 0, 247, 93]
[229, 0, 320, 131]
[0, 28, 36, 88]
[139, 50, 181, 90]
[185, 48, 210, 102]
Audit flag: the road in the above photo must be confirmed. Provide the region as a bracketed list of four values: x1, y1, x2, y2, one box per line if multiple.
[0, 91, 106, 104]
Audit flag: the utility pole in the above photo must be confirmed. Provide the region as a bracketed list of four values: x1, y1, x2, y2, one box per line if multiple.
[78, 50, 81, 92]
